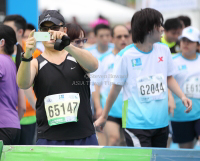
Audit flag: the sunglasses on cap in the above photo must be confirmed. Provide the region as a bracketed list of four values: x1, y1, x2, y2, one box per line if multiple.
[40, 25, 64, 32]
[116, 35, 129, 39]
[73, 38, 87, 45]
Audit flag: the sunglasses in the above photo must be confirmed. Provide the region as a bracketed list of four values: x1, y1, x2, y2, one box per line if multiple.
[73, 38, 87, 45]
[40, 25, 64, 32]
[116, 35, 129, 39]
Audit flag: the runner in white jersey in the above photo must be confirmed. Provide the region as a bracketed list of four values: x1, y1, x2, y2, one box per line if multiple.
[86, 24, 114, 142]
[169, 26, 200, 149]
[86, 24, 114, 96]
[94, 8, 192, 148]
[86, 24, 114, 59]
[93, 25, 129, 146]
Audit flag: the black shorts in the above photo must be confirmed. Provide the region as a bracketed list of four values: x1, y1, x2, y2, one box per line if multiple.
[36, 134, 98, 145]
[123, 126, 169, 148]
[107, 116, 122, 127]
[0, 128, 21, 145]
[171, 119, 200, 144]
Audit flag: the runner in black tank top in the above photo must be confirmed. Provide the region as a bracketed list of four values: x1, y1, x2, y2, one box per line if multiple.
[34, 54, 95, 140]
[17, 10, 99, 145]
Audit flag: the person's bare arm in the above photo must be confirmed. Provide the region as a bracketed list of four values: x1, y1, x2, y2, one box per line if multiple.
[18, 89, 26, 120]
[168, 89, 176, 116]
[48, 30, 98, 73]
[94, 84, 122, 130]
[65, 44, 98, 73]
[24, 87, 36, 110]
[17, 30, 38, 89]
[167, 76, 192, 113]
[93, 85, 103, 119]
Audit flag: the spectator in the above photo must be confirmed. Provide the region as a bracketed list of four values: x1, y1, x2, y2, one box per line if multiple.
[66, 22, 95, 116]
[86, 24, 113, 145]
[3, 15, 26, 68]
[86, 24, 113, 59]
[85, 30, 96, 48]
[3, 15, 37, 145]
[93, 25, 129, 146]
[17, 10, 98, 146]
[0, 24, 26, 145]
[169, 26, 200, 149]
[161, 18, 182, 54]
[178, 16, 191, 29]
[23, 24, 35, 40]
[3, 15, 26, 50]
[66, 23, 87, 49]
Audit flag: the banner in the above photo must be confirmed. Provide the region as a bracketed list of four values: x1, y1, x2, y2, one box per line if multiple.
[1, 145, 200, 161]
[142, 0, 198, 11]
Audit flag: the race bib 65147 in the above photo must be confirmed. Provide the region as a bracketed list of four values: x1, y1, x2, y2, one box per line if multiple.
[44, 93, 80, 126]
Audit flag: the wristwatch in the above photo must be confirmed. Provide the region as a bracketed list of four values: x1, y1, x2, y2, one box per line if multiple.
[21, 52, 33, 62]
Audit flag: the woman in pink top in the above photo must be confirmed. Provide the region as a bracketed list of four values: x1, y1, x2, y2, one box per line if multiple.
[0, 25, 26, 145]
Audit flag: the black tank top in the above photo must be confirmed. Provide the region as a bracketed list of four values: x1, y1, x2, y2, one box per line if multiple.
[34, 54, 95, 140]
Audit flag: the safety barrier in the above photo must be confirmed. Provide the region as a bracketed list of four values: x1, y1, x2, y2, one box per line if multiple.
[0, 140, 200, 161]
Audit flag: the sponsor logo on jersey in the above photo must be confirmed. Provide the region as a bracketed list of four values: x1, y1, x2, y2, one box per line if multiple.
[131, 58, 142, 67]
[178, 65, 187, 71]
[108, 63, 114, 69]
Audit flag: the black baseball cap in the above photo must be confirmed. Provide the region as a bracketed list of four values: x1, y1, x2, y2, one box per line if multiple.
[39, 10, 65, 27]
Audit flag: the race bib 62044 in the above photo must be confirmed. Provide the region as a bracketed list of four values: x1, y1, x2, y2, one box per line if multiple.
[44, 93, 80, 126]
[136, 74, 166, 102]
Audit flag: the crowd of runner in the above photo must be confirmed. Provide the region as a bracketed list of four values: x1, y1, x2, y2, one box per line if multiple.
[0, 8, 200, 149]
